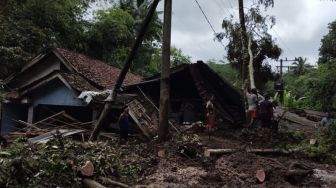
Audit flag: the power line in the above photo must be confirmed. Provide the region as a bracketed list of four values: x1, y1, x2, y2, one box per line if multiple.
[194, 0, 217, 34]
[214, 0, 230, 18]
[193, 0, 226, 49]
[218, 0, 239, 22]
[270, 26, 296, 58]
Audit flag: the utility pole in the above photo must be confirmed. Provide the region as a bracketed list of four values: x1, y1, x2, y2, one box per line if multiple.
[89, 0, 160, 141]
[275, 58, 297, 106]
[158, 0, 172, 142]
[280, 59, 283, 76]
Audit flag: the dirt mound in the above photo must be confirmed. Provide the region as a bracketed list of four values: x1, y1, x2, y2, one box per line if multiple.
[144, 159, 207, 188]
[214, 152, 323, 187]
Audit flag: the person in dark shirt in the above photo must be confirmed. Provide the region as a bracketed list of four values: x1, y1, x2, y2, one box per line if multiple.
[118, 108, 129, 142]
[258, 94, 273, 128]
[0, 135, 7, 148]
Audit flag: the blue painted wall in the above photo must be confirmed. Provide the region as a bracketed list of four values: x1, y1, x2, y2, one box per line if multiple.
[0, 103, 28, 135]
[1, 78, 91, 135]
[29, 79, 87, 107]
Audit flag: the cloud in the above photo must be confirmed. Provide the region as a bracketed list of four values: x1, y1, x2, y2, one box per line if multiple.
[160, 0, 336, 64]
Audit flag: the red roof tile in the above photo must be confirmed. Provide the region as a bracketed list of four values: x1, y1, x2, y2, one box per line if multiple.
[61, 73, 98, 92]
[56, 48, 143, 89]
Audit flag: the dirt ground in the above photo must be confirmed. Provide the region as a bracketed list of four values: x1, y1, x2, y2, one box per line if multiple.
[137, 127, 336, 188]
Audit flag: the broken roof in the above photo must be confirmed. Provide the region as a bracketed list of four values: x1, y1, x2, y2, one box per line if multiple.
[56, 48, 143, 89]
[124, 61, 246, 126]
[60, 73, 98, 92]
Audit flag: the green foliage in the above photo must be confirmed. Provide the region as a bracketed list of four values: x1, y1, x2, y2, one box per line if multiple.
[318, 20, 336, 64]
[280, 68, 319, 110]
[0, 0, 163, 78]
[292, 57, 311, 76]
[0, 0, 90, 79]
[0, 139, 156, 187]
[207, 59, 240, 87]
[283, 59, 336, 111]
[142, 46, 191, 76]
[287, 123, 336, 163]
[87, 8, 135, 66]
[309, 60, 336, 111]
[220, 1, 281, 88]
[171, 47, 191, 67]
[112, 0, 163, 75]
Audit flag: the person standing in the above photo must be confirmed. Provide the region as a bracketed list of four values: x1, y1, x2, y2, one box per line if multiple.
[246, 88, 258, 127]
[258, 94, 273, 128]
[206, 95, 215, 131]
[118, 108, 130, 143]
[320, 112, 334, 127]
[0, 135, 7, 148]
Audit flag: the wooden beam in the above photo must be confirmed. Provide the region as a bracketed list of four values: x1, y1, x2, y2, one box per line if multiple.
[158, 0, 172, 142]
[204, 148, 291, 157]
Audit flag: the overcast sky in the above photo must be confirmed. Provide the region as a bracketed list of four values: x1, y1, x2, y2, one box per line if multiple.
[155, 0, 336, 68]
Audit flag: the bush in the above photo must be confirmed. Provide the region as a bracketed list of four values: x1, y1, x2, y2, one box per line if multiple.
[289, 122, 336, 163]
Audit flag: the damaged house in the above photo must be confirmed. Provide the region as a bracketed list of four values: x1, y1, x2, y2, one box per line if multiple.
[0, 48, 245, 139]
[123, 61, 246, 135]
[0, 48, 142, 135]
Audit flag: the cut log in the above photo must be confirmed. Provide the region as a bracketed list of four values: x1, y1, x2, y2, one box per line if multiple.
[286, 169, 312, 177]
[83, 178, 106, 188]
[286, 162, 313, 179]
[204, 148, 290, 157]
[158, 148, 166, 158]
[256, 169, 266, 183]
[310, 139, 317, 145]
[100, 177, 130, 188]
[80, 161, 94, 177]
[204, 149, 236, 157]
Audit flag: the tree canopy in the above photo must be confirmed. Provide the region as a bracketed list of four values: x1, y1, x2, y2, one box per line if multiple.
[0, 0, 163, 79]
[318, 20, 336, 64]
[0, 0, 90, 78]
[219, 1, 281, 88]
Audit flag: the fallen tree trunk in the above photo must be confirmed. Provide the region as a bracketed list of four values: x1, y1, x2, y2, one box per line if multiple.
[247, 34, 256, 89]
[278, 108, 316, 127]
[204, 148, 290, 157]
[100, 177, 130, 188]
[83, 178, 106, 188]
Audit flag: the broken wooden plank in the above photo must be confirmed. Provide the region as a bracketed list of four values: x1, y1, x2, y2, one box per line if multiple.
[136, 86, 180, 134]
[128, 109, 152, 139]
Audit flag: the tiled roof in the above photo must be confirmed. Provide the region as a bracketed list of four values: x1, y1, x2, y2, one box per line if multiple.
[61, 73, 98, 92]
[56, 48, 143, 89]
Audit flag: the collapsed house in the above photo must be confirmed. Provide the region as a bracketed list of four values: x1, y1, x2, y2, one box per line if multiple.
[123, 61, 246, 131]
[0, 48, 245, 140]
[0, 48, 142, 136]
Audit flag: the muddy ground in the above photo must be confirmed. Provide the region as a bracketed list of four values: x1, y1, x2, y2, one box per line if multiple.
[137, 125, 336, 188]
[2, 121, 336, 187]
